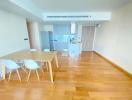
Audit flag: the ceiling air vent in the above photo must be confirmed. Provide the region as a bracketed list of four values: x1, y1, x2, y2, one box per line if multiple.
[43, 12, 111, 21]
[47, 16, 92, 18]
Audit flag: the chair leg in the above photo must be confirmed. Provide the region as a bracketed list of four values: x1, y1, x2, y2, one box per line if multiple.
[27, 70, 31, 82]
[40, 68, 44, 75]
[35, 69, 40, 81]
[16, 70, 21, 82]
[8, 71, 12, 81]
[22, 67, 28, 74]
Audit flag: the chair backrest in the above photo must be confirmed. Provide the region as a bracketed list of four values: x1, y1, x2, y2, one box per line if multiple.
[30, 49, 37, 52]
[43, 49, 50, 52]
[4, 60, 20, 70]
[24, 60, 39, 70]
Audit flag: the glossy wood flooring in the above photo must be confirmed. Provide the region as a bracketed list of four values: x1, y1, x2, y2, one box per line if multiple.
[0, 52, 132, 100]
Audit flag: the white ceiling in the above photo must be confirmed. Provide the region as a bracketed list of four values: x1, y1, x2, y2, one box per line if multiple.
[0, 0, 131, 24]
[0, 0, 44, 22]
[32, 0, 131, 12]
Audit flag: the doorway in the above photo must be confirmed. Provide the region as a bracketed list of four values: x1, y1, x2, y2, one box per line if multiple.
[82, 26, 95, 51]
[52, 24, 71, 51]
[40, 24, 71, 51]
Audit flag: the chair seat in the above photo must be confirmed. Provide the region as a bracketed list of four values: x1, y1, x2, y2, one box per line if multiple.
[4, 60, 20, 70]
[24, 60, 41, 81]
[30, 49, 37, 52]
[24, 60, 40, 70]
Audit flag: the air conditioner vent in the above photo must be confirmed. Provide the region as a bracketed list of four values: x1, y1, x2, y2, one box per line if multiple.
[47, 16, 92, 18]
[43, 12, 111, 21]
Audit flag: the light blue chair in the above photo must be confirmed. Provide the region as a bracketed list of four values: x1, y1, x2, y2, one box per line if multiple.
[30, 49, 37, 52]
[14, 60, 28, 74]
[43, 49, 50, 52]
[4, 60, 21, 82]
[24, 60, 43, 82]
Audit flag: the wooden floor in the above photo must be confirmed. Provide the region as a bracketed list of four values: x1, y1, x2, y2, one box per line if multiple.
[0, 52, 132, 100]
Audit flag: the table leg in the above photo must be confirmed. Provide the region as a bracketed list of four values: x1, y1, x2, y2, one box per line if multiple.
[48, 61, 53, 83]
[55, 55, 59, 68]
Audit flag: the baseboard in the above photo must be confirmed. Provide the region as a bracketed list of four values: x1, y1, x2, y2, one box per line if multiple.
[94, 51, 132, 79]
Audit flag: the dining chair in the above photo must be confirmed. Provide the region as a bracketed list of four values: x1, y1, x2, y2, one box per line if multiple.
[14, 60, 28, 73]
[24, 60, 44, 82]
[3, 60, 21, 82]
[43, 49, 51, 70]
[30, 49, 37, 52]
[30, 49, 49, 71]
[43, 49, 50, 52]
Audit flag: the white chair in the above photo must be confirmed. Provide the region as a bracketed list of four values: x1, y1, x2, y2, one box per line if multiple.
[16, 60, 28, 74]
[43, 49, 50, 52]
[30, 49, 37, 52]
[43, 49, 51, 70]
[4, 60, 21, 82]
[24, 60, 44, 82]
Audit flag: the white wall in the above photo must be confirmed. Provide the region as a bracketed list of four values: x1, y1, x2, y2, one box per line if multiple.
[77, 24, 83, 42]
[94, 2, 132, 73]
[0, 9, 29, 57]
